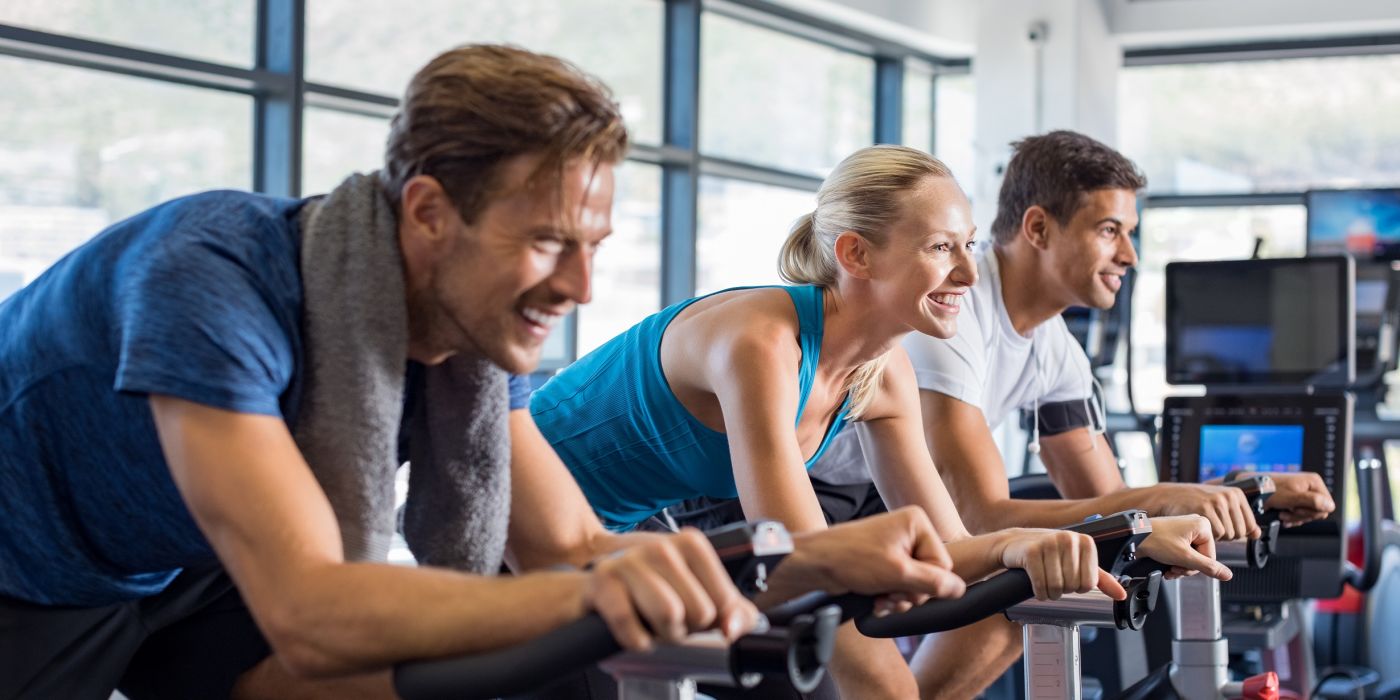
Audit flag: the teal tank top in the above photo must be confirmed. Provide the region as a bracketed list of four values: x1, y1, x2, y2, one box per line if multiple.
[530, 285, 852, 531]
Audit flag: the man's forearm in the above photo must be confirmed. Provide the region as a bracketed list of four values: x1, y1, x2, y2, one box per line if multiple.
[510, 528, 663, 572]
[756, 531, 838, 607]
[261, 562, 588, 677]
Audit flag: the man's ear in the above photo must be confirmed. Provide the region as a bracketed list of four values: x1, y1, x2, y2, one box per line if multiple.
[1021, 205, 1051, 251]
[834, 231, 873, 279]
[399, 175, 460, 248]
[398, 175, 462, 286]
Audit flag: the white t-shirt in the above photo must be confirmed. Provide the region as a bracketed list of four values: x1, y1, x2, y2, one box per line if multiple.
[810, 246, 1094, 485]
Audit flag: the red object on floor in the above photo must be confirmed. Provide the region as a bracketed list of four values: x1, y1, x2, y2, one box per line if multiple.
[1241, 671, 1280, 700]
[1315, 525, 1367, 614]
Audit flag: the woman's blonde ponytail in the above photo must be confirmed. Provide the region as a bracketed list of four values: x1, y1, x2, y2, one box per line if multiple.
[779, 212, 836, 286]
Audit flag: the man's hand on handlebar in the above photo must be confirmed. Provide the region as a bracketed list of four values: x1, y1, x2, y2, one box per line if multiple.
[1138, 515, 1233, 581]
[1140, 483, 1263, 542]
[776, 506, 967, 615]
[584, 528, 760, 652]
[990, 528, 1127, 602]
[1255, 472, 1335, 526]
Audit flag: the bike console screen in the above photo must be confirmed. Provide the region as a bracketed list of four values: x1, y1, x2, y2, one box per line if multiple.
[1197, 424, 1305, 482]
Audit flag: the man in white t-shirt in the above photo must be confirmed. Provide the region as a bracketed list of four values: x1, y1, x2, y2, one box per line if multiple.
[810, 130, 1337, 698]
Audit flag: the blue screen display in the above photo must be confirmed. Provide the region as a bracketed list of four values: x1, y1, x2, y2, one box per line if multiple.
[1308, 189, 1400, 258]
[1178, 325, 1274, 375]
[1199, 424, 1304, 482]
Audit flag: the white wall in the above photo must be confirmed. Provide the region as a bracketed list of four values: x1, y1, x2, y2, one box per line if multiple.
[969, 0, 1121, 233]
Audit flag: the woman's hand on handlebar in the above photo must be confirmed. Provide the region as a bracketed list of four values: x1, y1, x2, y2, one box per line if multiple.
[1139, 515, 1233, 581]
[584, 528, 760, 652]
[777, 506, 967, 612]
[992, 529, 1127, 602]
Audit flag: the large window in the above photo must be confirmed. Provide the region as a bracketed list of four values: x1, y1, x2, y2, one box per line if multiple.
[700, 12, 874, 176]
[1116, 47, 1400, 419]
[696, 178, 814, 295]
[0, 0, 254, 66]
[306, 0, 664, 145]
[934, 72, 976, 188]
[301, 108, 390, 195]
[1, 2, 964, 367]
[0, 55, 252, 298]
[1121, 54, 1400, 195]
[575, 162, 663, 355]
[902, 62, 935, 155]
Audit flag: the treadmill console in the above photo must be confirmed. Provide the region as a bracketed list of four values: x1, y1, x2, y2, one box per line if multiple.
[1160, 393, 1353, 600]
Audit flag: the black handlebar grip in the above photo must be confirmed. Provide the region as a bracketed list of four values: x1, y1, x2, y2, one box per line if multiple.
[762, 591, 874, 627]
[393, 614, 618, 700]
[1225, 475, 1276, 517]
[855, 570, 1034, 638]
[733, 605, 842, 693]
[1114, 570, 1163, 631]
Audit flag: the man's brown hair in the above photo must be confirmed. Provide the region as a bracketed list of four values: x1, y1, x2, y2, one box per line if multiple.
[382, 44, 629, 222]
[990, 130, 1147, 245]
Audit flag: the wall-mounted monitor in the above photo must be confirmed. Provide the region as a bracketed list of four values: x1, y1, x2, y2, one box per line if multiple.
[1307, 188, 1400, 260]
[1166, 257, 1354, 387]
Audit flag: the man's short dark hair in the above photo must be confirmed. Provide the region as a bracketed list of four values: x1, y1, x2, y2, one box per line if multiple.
[990, 130, 1147, 245]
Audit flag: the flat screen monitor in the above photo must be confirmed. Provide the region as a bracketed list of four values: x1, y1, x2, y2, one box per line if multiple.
[1166, 257, 1354, 387]
[1307, 188, 1400, 260]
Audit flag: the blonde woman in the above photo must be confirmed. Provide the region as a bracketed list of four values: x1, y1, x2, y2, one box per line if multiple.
[530, 145, 1226, 698]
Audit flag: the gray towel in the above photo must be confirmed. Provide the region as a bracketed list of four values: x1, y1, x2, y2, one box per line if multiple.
[293, 172, 510, 573]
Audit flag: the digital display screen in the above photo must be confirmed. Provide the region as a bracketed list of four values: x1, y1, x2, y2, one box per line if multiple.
[1166, 257, 1352, 386]
[1308, 188, 1400, 260]
[1198, 424, 1305, 482]
[1356, 278, 1388, 315]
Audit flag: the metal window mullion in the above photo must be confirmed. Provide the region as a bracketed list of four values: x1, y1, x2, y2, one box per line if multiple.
[303, 81, 398, 119]
[874, 57, 903, 145]
[697, 156, 823, 192]
[254, 0, 304, 197]
[662, 0, 702, 308]
[1142, 193, 1306, 209]
[626, 143, 694, 168]
[1124, 34, 1400, 68]
[0, 23, 275, 94]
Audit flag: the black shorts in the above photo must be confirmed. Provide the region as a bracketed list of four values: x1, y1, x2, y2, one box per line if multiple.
[0, 565, 270, 700]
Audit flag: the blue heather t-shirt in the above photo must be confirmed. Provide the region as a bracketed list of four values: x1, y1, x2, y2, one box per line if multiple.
[0, 190, 532, 607]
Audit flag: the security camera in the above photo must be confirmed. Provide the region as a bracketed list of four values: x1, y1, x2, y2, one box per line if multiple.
[1027, 21, 1048, 44]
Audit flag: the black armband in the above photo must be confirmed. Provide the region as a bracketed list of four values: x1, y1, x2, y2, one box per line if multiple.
[1034, 399, 1095, 437]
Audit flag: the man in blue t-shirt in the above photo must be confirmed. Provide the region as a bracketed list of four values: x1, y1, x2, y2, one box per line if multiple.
[0, 45, 967, 699]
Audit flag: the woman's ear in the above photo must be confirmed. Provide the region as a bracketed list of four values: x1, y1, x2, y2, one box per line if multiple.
[834, 231, 874, 280]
